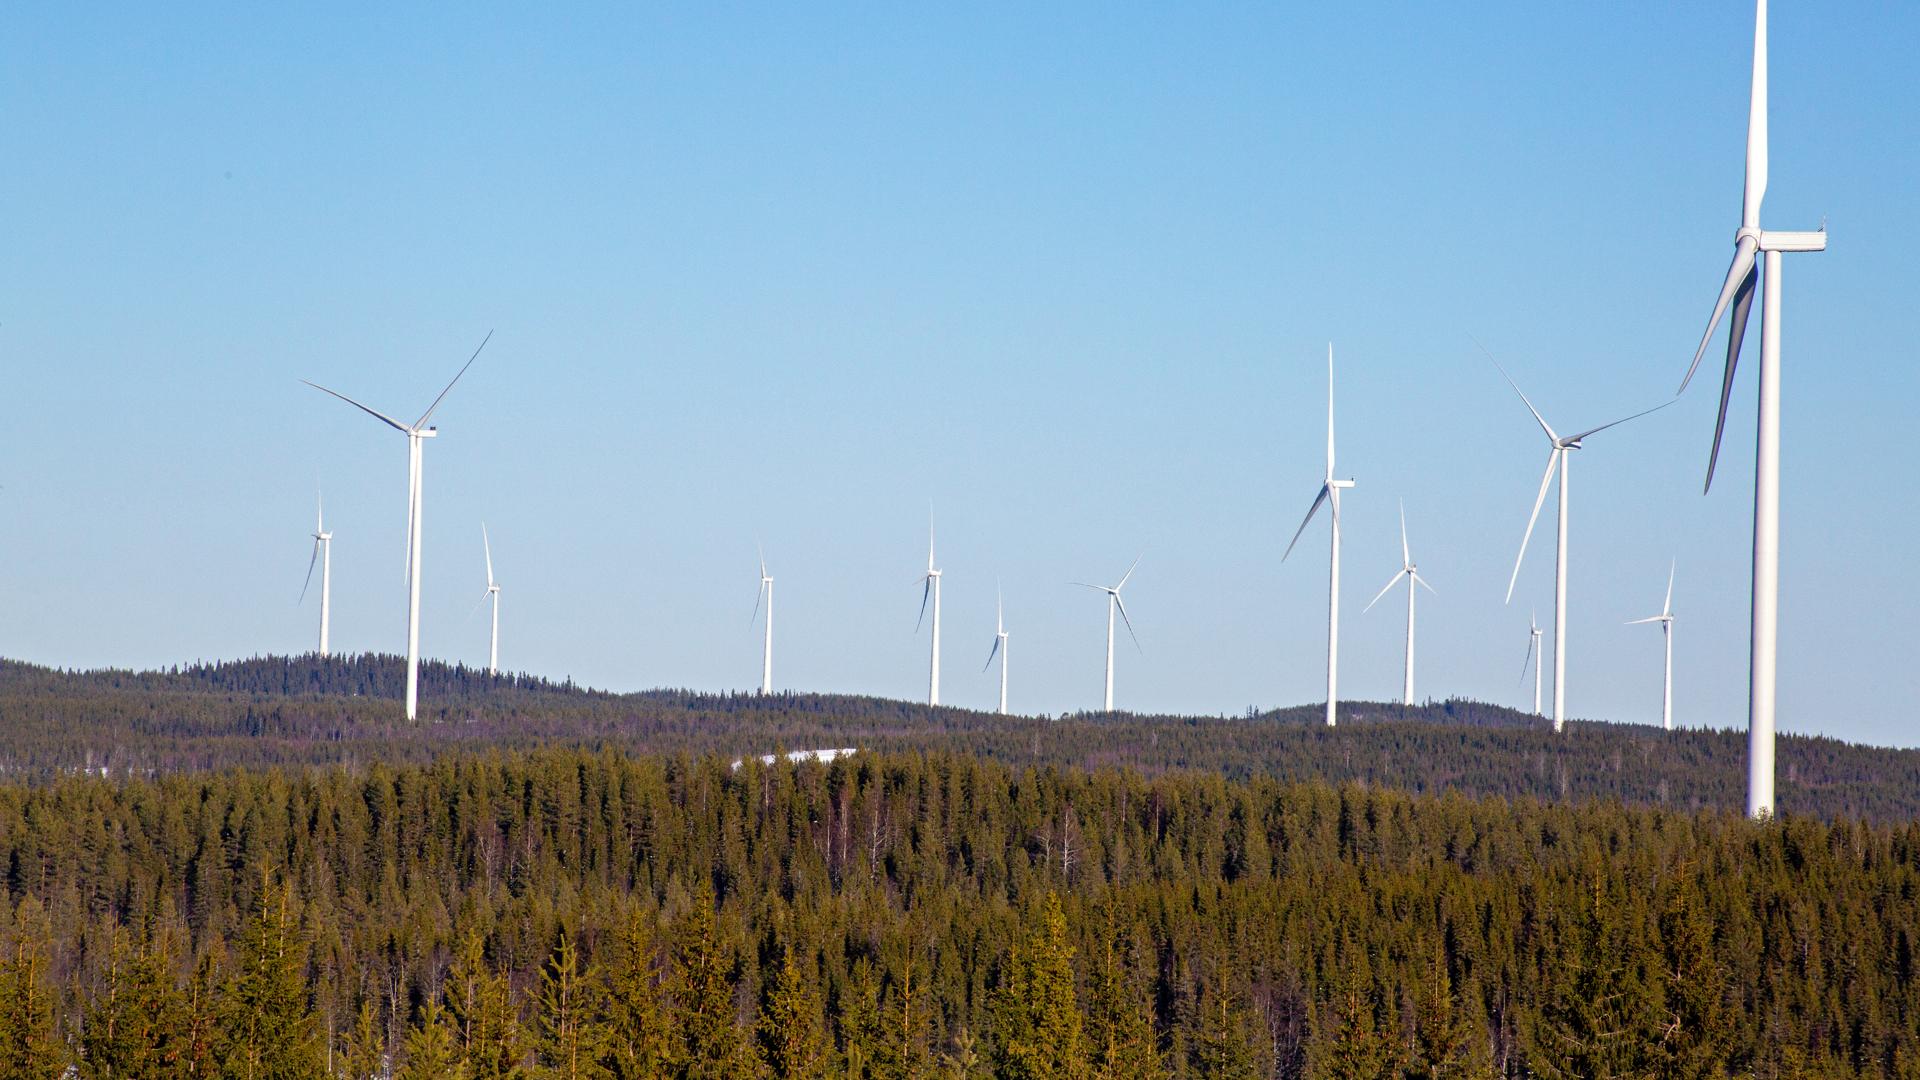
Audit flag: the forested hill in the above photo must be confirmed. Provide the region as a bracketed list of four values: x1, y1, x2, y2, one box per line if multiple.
[3, 654, 1916, 823]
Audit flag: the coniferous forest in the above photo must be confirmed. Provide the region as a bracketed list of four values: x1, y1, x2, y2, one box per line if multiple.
[0, 657, 1914, 1078]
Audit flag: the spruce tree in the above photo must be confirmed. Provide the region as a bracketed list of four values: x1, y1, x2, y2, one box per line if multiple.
[535, 930, 609, 1080]
[445, 932, 525, 1080]
[1653, 889, 1728, 1080]
[758, 944, 829, 1080]
[1405, 949, 1492, 1080]
[1310, 959, 1395, 1080]
[1187, 982, 1261, 1080]
[397, 999, 467, 1080]
[81, 927, 189, 1080]
[340, 997, 388, 1080]
[601, 912, 670, 1080]
[839, 958, 890, 1080]
[218, 874, 324, 1080]
[1085, 917, 1159, 1080]
[668, 900, 755, 1080]
[991, 893, 1086, 1080]
[0, 896, 65, 1080]
[1520, 885, 1659, 1080]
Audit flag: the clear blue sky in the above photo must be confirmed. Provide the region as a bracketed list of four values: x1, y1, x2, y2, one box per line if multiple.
[3, 4, 1916, 746]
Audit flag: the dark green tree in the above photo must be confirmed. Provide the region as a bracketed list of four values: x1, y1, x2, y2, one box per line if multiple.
[398, 999, 467, 1080]
[601, 912, 670, 1080]
[758, 943, 830, 1079]
[81, 927, 189, 1080]
[991, 893, 1085, 1080]
[534, 930, 609, 1080]
[445, 932, 524, 1080]
[668, 900, 755, 1080]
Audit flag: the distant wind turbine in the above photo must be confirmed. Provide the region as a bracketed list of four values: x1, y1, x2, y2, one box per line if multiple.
[472, 524, 501, 677]
[1363, 501, 1433, 706]
[1482, 342, 1667, 733]
[299, 494, 333, 658]
[1075, 556, 1140, 712]
[1519, 612, 1543, 717]
[751, 547, 773, 695]
[303, 331, 490, 720]
[1626, 562, 1677, 732]
[1284, 344, 1354, 728]
[1677, 0, 1826, 820]
[982, 584, 1008, 715]
[916, 517, 942, 706]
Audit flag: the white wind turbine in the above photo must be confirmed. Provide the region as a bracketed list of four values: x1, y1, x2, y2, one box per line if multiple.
[1518, 612, 1543, 717]
[1483, 345, 1666, 733]
[303, 332, 490, 720]
[915, 519, 942, 706]
[299, 494, 333, 658]
[1283, 344, 1354, 728]
[1074, 556, 1140, 712]
[1626, 562, 1677, 732]
[751, 548, 773, 695]
[1363, 501, 1433, 707]
[472, 524, 501, 677]
[1678, 0, 1826, 820]
[982, 585, 1008, 715]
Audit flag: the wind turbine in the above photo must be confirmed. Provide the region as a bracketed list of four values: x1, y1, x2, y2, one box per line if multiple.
[1363, 500, 1433, 707]
[1483, 343, 1667, 733]
[982, 584, 1008, 715]
[751, 547, 773, 695]
[473, 524, 501, 677]
[1626, 562, 1676, 732]
[1519, 612, 1543, 717]
[1678, 0, 1826, 821]
[1074, 556, 1140, 712]
[1283, 344, 1354, 728]
[303, 331, 490, 720]
[915, 518, 942, 706]
[299, 494, 333, 658]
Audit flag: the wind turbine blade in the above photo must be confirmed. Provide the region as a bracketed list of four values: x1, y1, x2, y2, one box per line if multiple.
[1518, 635, 1536, 686]
[759, 542, 768, 581]
[1664, 560, 1675, 617]
[751, 579, 765, 628]
[1070, 582, 1107, 592]
[299, 540, 319, 605]
[915, 577, 931, 632]
[1113, 592, 1141, 652]
[1282, 485, 1331, 562]
[1399, 499, 1410, 567]
[927, 512, 935, 573]
[467, 588, 491, 622]
[1504, 449, 1561, 604]
[1413, 572, 1436, 595]
[1565, 396, 1676, 445]
[482, 524, 494, 587]
[1704, 263, 1758, 492]
[1626, 615, 1665, 625]
[1472, 336, 1558, 443]
[1744, 0, 1769, 231]
[302, 381, 410, 433]
[1117, 553, 1142, 591]
[982, 636, 1001, 672]
[414, 330, 493, 429]
[1681, 237, 1760, 395]
[1363, 570, 1408, 613]
[1325, 342, 1336, 479]
[316, 492, 324, 534]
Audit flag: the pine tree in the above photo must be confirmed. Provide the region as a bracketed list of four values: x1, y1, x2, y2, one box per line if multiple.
[991, 893, 1086, 1080]
[758, 944, 829, 1080]
[600, 912, 670, 1080]
[535, 930, 609, 1080]
[398, 999, 468, 1080]
[218, 873, 324, 1080]
[0, 896, 65, 1080]
[445, 932, 525, 1080]
[668, 900, 755, 1080]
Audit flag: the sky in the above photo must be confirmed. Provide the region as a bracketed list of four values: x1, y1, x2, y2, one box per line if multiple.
[3, 4, 1916, 747]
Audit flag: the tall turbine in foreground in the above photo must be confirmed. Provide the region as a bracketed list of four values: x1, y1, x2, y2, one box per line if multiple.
[916, 520, 942, 706]
[475, 525, 501, 677]
[1626, 563, 1677, 732]
[983, 585, 1008, 715]
[1075, 556, 1140, 712]
[1484, 346, 1665, 732]
[300, 495, 333, 657]
[1284, 345, 1354, 727]
[304, 332, 490, 720]
[751, 548, 773, 695]
[1364, 501, 1433, 706]
[1519, 612, 1543, 716]
[1678, 0, 1826, 820]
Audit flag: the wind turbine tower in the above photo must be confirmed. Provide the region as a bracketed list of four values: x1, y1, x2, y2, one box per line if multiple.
[1519, 613, 1543, 717]
[1075, 557, 1140, 712]
[1364, 500, 1433, 707]
[477, 525, 501, 677]
[1284, 345, 1355, 727]
[983, 585, 1008, 715]
[1483, 343, 1666, 732]
[303, 331, 490, 720]
[916, 519, 942, 706]
[1626, 563, 1677, 732]
[752, 548, 773, 695]
[300, 494, 333, 658]
[1678, 0, 1826, 820]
